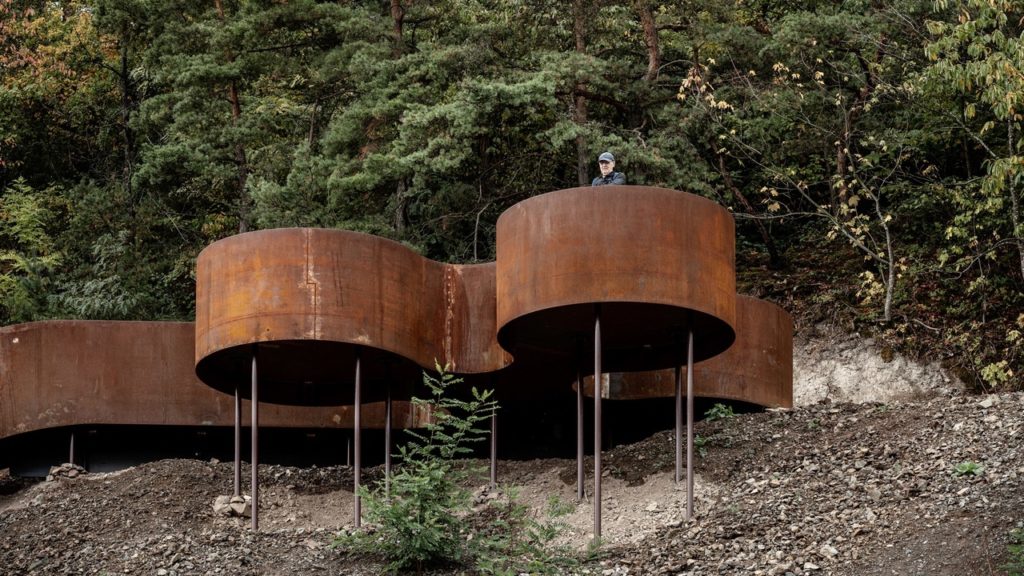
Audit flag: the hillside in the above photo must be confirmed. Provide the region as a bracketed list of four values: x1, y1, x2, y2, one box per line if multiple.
[0, 336, 1020, 575]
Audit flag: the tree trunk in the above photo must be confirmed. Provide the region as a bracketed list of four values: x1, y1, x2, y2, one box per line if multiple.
[573, 0, 589, 187]
[391, 0, 405, 56]
[214, 0, 250, 233]
[394, 179, 407, 235]
[1009, 120, 1024, 282]
[634, 0, 660, 82]
[119, 42, 135, 206]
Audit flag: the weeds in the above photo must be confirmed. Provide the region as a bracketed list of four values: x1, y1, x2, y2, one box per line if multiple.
[1003, 528, 1024, 576]
[953, 461, 984, 477]
[704, 403, 736, 422]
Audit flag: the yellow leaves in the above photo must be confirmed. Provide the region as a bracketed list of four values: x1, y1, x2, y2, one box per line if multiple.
[856, 270, 884, 304]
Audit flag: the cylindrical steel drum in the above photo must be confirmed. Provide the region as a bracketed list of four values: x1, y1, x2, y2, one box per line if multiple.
[496, 186, 736, 373]
[194, 228, 509, 405]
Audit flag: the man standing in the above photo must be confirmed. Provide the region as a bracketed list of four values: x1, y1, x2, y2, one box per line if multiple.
[591, 152, 626, 186]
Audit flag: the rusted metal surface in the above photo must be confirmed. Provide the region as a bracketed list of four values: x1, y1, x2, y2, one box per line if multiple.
[496, 186, 737, 372]
[0, 321, 432, 443]
[580, 296, 794, 408]
[195, 228, 509, 405]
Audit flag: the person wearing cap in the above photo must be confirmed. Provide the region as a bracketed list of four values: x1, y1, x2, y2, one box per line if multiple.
[592, 152, 626, 186]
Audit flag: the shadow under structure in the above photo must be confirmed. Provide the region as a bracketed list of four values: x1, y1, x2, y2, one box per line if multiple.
[0, 320, 432, 475]
[579, 294, 794, 513]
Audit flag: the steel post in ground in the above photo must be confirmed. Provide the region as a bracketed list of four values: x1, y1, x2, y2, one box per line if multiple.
[593, 306, 602, 539]
[251, 350, 259, 531]
[354, 348, 362, 528]
[675, 364, 682, 484]
[234, 383, 241, 497]
[686, 329, 694, 520]
[69, 432, 75, 465]
[577, 358, 584, 502]
[490, 411, 497, 488]
[385, 382, 392, 499]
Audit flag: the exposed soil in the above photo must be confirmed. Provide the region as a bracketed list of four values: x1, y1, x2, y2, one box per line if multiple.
[1, 338, 1021, 575]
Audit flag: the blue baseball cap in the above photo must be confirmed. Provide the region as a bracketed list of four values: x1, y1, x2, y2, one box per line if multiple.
[598, 152, 615, 163]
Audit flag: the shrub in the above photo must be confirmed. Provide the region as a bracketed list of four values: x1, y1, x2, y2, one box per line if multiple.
[336, 365, 497, 573]
[336, 364, 579, 574]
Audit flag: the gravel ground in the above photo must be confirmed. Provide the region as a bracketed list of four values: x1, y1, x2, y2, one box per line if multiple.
[1, 391, 1021, 575]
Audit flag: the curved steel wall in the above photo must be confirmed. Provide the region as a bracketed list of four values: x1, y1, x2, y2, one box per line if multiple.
[580, 296, 793, 408]
[0, 321, 430, 443]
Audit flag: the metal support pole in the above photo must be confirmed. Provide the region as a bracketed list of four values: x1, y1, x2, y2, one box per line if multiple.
[251, 350, 259, 531]
[385, 382, 392, 499]
[489, 411, 497, 488]
[675, 364, 682, 484]
[69, 432, 75, 465]
[234, 383, 241, 497]
[576, 359, 584, 501]
[686, 329, 694, 520]
[593, 306, 602, 539]
[354, 348, 362, 528]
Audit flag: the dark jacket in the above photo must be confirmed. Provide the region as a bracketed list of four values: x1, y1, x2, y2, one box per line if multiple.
[591, 172, 626, 186]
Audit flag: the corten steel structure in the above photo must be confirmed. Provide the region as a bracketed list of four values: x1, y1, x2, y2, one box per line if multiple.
[0, 321, 432, 474]
[194, 228, 510, 529]
[193, 186, 742, 538]
[579, 295, 793, 491]
[495, 186, 737, 536]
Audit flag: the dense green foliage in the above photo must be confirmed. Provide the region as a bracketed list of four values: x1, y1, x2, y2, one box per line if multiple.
[1, 0, 1022, 388]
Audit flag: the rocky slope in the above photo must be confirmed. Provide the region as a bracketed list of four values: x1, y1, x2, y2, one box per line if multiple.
[0, 336, 1020, 575]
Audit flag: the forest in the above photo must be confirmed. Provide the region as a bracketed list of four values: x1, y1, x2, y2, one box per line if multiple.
[1, 0, 1021, 389]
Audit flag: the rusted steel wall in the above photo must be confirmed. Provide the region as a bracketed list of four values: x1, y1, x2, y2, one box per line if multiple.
[0, 321, 429, 442]
[440, 263, 511, 374]
[495, 186, 737, 372]
[580, 296, 793, 408]
[194, 229, 511, 403]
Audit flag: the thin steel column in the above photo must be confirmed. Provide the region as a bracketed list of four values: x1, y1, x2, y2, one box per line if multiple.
[686, 328, 694, 520]
[576, 359, 584, 501]
[675, 364, 682, 484]
[234, 383, 241, 497]
[593, 306, 602, 539]
[251, 350, 259, 531]
[354, 348, 362, 528]
[385, 382, 392, 498]
[489, 411, 497, 488]
[69, 432, 75, 465]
